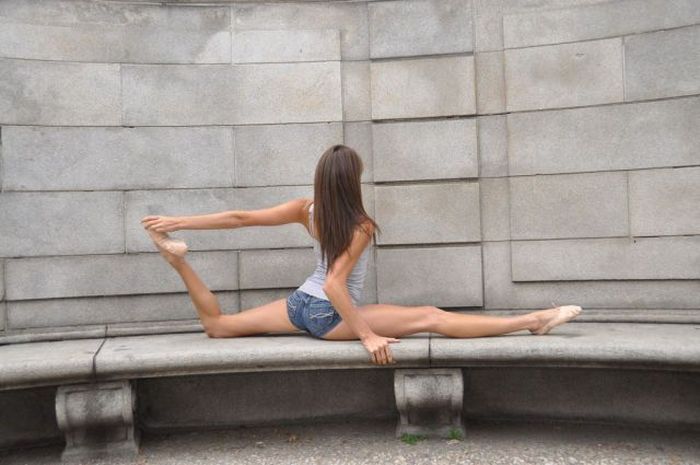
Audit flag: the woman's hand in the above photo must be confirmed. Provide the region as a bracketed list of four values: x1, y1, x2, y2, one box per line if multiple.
[140, 215, 183, 233]
[361, 333, 400, 365]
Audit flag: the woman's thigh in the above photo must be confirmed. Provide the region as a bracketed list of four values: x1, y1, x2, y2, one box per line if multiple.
[211, 297, 301, 337]
[321, 303, 439, 340]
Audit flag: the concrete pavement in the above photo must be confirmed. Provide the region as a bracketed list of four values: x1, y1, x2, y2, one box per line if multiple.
[2, 418, 698, 465]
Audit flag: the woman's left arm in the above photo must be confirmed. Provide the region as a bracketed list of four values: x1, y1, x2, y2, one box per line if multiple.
[141, 198, 310, 232]
[322, 223, 400, 365]
[323, 277, 374, 341]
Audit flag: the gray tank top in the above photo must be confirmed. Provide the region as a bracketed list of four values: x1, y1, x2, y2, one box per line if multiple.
[297, 203, 371, 306]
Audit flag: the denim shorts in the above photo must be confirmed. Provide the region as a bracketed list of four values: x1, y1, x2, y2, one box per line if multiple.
[287, 289, 343, 339]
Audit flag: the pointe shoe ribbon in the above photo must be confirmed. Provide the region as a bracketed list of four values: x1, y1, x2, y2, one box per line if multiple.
[145, 227, 188, 258]
[534, 303, 582, 335]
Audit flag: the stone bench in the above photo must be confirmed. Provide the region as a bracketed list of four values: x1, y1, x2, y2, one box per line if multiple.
[1, 322, 699, 462]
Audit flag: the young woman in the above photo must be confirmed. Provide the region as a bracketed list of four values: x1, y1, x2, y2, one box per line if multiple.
[141, 144, 582, 366]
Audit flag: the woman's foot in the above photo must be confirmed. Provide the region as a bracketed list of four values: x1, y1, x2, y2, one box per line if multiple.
[528, 304, 582, 335]
[144, 226, 188, 266]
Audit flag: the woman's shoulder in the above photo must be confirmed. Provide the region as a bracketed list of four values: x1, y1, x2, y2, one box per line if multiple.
[356, 217, 375, 235]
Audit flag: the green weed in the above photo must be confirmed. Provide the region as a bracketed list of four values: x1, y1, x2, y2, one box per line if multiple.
[400, 433, 425, 445]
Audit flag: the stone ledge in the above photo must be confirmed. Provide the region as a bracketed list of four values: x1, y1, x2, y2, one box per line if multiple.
[2, 323, 699, 392]
[93, 332, 430, 382]
[0, 339, 103, 390]
[0, 332, 430, 391]
[431, 322, 700, 372]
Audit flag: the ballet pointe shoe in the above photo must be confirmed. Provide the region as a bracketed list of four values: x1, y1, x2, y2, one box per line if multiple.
[531, 303, 582, 335]
[144, 226, 188, 258]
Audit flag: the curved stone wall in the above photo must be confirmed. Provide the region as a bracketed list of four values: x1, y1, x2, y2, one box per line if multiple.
[1, 0, 699, 343]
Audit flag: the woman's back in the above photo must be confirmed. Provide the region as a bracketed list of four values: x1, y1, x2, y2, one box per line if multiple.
[297, 203, 371, 305]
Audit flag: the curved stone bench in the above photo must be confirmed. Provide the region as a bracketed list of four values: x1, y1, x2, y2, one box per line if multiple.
[0, 333, 430, 391]
[1, 322, 699, 462]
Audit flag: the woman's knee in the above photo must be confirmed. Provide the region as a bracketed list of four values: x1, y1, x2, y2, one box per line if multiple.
[203, 316, 228, 338]
[421, 305, 447, 333]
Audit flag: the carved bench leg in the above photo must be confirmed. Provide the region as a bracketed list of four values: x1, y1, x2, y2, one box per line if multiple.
[55, 380, 139, 462]
[394, 368, 466, 438]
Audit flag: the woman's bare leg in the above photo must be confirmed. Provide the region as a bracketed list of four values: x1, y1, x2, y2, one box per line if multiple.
[432, 309, 543, 338]
[146, 229, 298, 338]
[322, 304, 564, 340]
[169, 258, 222, 334]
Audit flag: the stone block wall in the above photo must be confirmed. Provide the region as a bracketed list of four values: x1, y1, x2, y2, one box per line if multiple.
[1, 0, 699, 342]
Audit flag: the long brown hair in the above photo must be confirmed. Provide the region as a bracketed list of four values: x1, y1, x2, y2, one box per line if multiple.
[313, 144, 380, 275]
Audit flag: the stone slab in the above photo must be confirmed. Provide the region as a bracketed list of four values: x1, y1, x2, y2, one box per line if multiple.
[94, 332, 430, 380]
[2, 126, 235, 191]
[0, 301, 5, 332]
[503, 0, 700, 48]
[376, 245, 483, 307]
[431, 322, 700, 372]
[7, 291, 239, 329]
[239, 248, 316, 289]
[231, 2, 369, 60]
[375, 182, 481, 245]
[372, 119, 478, 182]
[475, 51, 506, 114]
[630, 167, 700, 237]
[0, 58, 120, 126]
[105, 320, 203, 338]
[0, 338, 104, 390]
[231, 29, 340, 63]
[473, 0, 504, 52]
[0, 192, 124, 257]
[240, 288, 298, 312]
[122, 61, 342, 125]
[477, 115, 508, 178]
[368, 0, 473, 58]
[504, 38, 623, 111]
[511, 236, 700, 281]
[509, 172, 628, 240]
[0, 325, 107, 346]
[341, 60, 371, 121]
[370, 55, 476, 120]
[474, 0, 634, 52]
[233, 122, 343, 187]
[625, 24, 700, 101]
[483, 241, 700, 310]
[343, 121, 374, 184]
[480, 177, 510, 241]
[507, 96, 700, 175]
[5, 251, 238, 301]
[0, 1, 230, 63]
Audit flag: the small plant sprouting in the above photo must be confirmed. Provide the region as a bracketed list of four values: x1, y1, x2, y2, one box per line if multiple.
[400, 433, 425, 445]
[447, 428, 463, 440]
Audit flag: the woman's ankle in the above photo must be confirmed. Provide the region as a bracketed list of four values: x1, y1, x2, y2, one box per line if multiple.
[169, 256, 187, 269]
[525, 314, 541, 332]
[526, 308, 556, 332]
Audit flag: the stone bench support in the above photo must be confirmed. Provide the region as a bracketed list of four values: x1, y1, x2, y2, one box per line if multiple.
[55, 380, 139, 462]
[394, 368, 466, 438]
